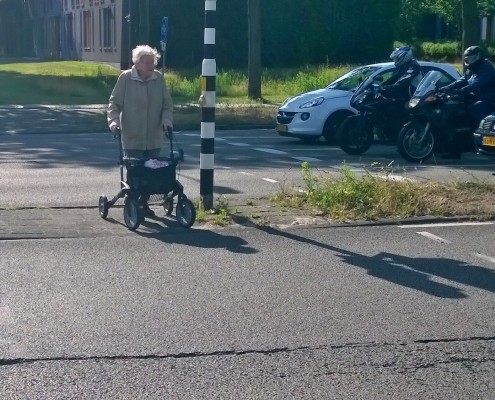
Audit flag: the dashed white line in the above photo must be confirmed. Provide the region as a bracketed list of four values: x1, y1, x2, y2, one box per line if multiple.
[254, 148, 288, 155]
[263, 178, 278, 183]
[238, 171, 254, 176]
[417, 231, 451, 243]
[227, 142, 250, 147]
[292, 156, 322, 162]
[399, 222, 494, 228]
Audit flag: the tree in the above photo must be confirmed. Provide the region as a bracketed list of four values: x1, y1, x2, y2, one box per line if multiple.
[398, 0, 490, 51]
[461, 0, 479, 52]
[247, 0, 261, 100]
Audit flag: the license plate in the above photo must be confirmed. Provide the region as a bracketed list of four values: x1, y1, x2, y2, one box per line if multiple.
[276, 124, 288, 133]
[482, 136, 495, 147]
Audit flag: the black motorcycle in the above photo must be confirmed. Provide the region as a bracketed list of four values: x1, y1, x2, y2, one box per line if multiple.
[337, 77, 410, 155]
[397, 70, 474, 163]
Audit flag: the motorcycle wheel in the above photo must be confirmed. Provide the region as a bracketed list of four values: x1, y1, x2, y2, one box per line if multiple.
[337, 116, 374, 155]
[397, 122, 435, 163]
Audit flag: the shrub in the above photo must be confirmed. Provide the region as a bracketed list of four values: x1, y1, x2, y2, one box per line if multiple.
[420, 41, 461, 61]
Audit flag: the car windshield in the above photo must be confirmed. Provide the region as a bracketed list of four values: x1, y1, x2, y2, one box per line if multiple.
[326, 66, 381, 91]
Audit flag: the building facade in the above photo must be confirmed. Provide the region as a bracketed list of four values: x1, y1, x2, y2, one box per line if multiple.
[26, 0, 126, 68]
[481, 14, 495, 42]
[62, 0, 125, 67]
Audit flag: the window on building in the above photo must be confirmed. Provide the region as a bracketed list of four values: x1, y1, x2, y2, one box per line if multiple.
[83, 10, 91, 50]
[102, 7, 115, 50]
[66, 12, 74, 50]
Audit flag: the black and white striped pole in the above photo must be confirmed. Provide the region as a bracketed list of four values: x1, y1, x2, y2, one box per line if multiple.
[199, 0, 216, 210]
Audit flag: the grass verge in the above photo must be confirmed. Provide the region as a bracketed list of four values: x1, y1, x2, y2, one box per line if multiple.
[269, 162, 495, 223]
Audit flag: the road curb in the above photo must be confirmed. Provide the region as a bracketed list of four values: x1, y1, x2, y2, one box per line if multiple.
[1, 205, 493, 240]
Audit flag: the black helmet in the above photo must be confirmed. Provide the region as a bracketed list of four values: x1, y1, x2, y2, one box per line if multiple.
[390, 46, 413, 67]
[464, 46, 483, 67]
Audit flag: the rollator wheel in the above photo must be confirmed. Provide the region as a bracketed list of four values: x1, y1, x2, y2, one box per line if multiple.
[176, 197, 196, 228]
[98, 195, 109, 219]
[163, 197, 174, 216]
[123, 196, 143, 231]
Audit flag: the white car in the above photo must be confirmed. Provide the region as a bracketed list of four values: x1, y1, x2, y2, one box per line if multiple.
[275, 61, 461, 144]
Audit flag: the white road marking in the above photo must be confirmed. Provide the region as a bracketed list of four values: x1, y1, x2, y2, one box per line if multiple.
[227, 142, 250, 147]
[215, 137, 226, 141]
[254, 148, 288, 155]
[417, 231, 451, 243]
[474, 252, 495, 265]
[263, 178, 278, 183]
[292, 156, 322, 162]
[376, 174, 414, 182]
[399, 222, 494, 228]
[182, 133, 200, 137]
[239, 172, 254, 176]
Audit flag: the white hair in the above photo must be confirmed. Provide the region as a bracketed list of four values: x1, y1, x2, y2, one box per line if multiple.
[132, 45, 160, 65]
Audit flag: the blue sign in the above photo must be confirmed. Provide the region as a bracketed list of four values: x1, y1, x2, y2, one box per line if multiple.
[160, 17, 169, 42]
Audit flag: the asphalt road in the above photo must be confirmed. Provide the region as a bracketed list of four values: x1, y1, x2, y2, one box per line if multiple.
[1, 223, 494, 398]
[1, 128, 495, 398]
[1, 129, 495, 208]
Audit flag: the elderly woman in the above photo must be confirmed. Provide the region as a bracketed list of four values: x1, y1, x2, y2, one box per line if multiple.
[107, 45, 174, 217]
[107, 44, 173, 158]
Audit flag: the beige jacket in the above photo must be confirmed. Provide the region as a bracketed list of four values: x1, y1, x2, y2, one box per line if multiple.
[107, 66, 173, 150]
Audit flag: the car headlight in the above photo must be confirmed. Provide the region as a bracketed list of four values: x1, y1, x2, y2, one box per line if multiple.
[300, 97, 324, 109]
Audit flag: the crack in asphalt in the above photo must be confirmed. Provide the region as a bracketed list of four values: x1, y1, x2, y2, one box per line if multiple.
[1, 335, 494, 367]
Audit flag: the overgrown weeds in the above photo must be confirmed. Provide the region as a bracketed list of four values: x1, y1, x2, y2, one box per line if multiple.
[195, 195, 233, 226]
[271, 162, 495, 222]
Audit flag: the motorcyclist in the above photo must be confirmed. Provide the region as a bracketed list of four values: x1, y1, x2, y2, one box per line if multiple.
[440, 46, 495, 158]
[380, 46, 423, 100]
[442, 46, 495, 127]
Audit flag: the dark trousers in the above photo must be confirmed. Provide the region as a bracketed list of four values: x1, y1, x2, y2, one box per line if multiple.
[467, 100, 495, 128]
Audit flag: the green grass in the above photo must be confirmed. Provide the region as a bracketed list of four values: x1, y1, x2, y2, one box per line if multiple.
[270, 162, 495, 222]
[0, 60, 465, 106]
[0, 60, 357, 105]
[0, 61, 119, 104]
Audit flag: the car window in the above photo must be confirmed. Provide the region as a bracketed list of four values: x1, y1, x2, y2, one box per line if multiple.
[326, 66, 381, 91]
[373, 69, 395, 85]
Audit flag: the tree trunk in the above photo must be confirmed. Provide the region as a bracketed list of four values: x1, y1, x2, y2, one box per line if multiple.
[461, 0, 479, 53]
[138, 0, 150, 44]
[247, 0, 262, 100]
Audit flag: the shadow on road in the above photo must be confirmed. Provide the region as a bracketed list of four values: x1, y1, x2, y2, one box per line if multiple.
[251, 224, 495, 299]
[134, 218, 258, 254]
